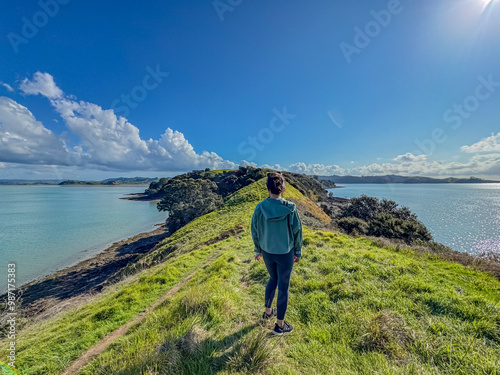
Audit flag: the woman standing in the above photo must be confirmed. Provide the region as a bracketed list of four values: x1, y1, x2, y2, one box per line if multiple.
[251, 172, 303, 335]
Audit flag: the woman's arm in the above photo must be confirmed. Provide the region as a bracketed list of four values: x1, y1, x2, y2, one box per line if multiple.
[251, 207, 262, 257]
[291, 209, 303, 258]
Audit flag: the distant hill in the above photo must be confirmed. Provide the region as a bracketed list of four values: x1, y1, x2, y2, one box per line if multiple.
[0, 179, 64, 185]
[59, 177, 158, 185]
[0, 177, 158, 185]
[319, 174, 500, 184]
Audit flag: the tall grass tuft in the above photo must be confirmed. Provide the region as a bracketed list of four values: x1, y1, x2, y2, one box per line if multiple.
[177, 323, 207, 356]
[176, 287, 212, 318]
[146, 339, 182, 375]
[356, 309, 414, 359]
[226, 329, 274, 373]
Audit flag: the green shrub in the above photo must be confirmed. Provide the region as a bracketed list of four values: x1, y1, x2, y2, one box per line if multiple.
[337, 195, 433, 244]
[341, 194, 417, 222]
[337, 216, 369, 235]
[367, 213, 432, 244]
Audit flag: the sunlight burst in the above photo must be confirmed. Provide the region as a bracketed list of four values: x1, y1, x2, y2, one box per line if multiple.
[482, 0, 496, 7]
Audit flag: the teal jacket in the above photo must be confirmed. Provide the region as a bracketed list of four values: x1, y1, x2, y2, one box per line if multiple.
[251, 197, 303, 257]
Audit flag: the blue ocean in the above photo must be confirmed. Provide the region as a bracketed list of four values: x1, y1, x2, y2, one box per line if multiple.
[0, 185, 165, 294]
[328, 183, 500, 255]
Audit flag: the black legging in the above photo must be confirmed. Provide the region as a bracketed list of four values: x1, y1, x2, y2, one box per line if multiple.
[262, 249, 294, 320]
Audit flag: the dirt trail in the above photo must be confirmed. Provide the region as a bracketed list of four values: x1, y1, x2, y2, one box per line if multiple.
[59, 250, 222, 375]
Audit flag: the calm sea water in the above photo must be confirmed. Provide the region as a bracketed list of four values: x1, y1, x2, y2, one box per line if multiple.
[0, 186, 165, 294]
[328, 183, 500, 255]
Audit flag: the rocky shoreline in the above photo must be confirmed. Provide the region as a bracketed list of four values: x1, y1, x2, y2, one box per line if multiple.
[120, 192, 158, 201]
[0, 223, 169, 324]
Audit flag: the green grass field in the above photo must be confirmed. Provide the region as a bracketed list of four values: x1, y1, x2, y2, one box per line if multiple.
[1, 178, 499, 374]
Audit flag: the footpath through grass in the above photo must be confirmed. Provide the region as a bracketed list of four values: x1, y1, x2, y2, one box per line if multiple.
[1, 178, 499, 374]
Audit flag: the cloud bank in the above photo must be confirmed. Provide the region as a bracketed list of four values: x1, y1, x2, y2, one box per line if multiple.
[0, 71, 499, 179]
[3, 72, 237, 172]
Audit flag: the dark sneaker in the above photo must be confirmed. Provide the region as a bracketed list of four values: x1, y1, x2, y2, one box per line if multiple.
[272, 320, 293, 335]
[261, 308, 277, 321]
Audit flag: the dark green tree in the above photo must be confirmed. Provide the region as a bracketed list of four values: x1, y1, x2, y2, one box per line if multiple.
[341, 195, 380, 221]
[145, 177, 169, 198]
[157, 178, 223, 233]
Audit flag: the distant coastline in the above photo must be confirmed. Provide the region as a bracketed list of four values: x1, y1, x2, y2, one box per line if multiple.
[59, 184, 151, 187]
[0, 183, 151, 187]
[0, 177, 158, 186]
[318, 174, 500, 184]
[3, 174, 498, 186]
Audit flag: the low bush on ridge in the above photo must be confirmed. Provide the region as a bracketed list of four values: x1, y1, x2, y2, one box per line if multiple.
[337, 195, 433, 244]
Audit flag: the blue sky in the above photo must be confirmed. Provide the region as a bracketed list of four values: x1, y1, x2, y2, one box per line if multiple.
[1, 0, 499, 180]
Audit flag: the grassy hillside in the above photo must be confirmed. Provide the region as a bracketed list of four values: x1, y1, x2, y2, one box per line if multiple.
[1, 178, 499, 375]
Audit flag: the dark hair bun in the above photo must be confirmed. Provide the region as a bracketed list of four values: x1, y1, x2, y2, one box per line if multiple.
[266, 172, 286, 195]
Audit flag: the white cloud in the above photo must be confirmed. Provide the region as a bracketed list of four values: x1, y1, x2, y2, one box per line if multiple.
[285, 162, 345, 176]
[1, 82, 14, 92]
[392, 152, 428, 163]
[239, 160, 257, 167]
[0, 96, 74, 165]
[461, 132, 500, 154]
[19, 72, 64, 99]
[260, 163, 282, 171]
[13, 72, 237, 172]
